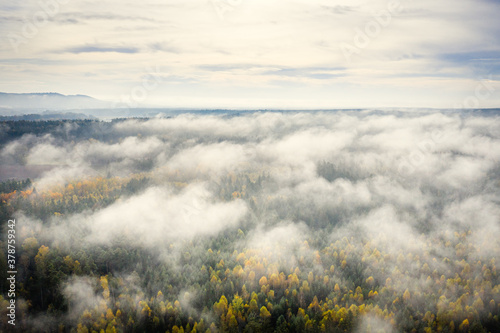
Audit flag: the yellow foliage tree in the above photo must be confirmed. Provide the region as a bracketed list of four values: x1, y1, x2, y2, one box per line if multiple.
[403, 289, 411, 302]
[259, 276, 268, 286]
[260, 306, 271, 319]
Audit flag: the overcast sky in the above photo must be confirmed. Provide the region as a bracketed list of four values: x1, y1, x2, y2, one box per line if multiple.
[1, 0, 499, 109]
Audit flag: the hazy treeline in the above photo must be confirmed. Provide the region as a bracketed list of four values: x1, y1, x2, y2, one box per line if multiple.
[0, 111, 499, 332]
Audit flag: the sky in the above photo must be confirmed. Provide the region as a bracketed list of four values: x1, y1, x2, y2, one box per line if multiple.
[1, 0, 499, 109]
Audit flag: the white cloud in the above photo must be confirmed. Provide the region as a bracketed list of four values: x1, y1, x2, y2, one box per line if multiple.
[86, 183, 248, 246]
[1, 0, 498, 107]
[63, 276, 103, 322]
[6, 111, 500, 327]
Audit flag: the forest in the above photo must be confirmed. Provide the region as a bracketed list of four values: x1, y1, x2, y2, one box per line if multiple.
[0, 111, 499, 332]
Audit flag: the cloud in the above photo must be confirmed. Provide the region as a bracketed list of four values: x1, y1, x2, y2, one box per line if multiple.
[355, 314, 395, 333]
[322, 5, 357, 15]
[80, 183, 247, 248]
[63, 276, 104, 322]
[261, 67, 346, 80]
[26, 142, 68, 165]
[351, 204, 425, 254]
[55, 12, 165, 24]
[166, 142, 251, 176]
[442, 195, 500, 256]
[4, 111, 499, 243]
[62, 45, 140, 54]
[242, 222, 312, 268]
[148, 41, 181, 53]
[1, 0, 499, 107]
[5, 110, 500, 330]
[13, 182, 249, 263]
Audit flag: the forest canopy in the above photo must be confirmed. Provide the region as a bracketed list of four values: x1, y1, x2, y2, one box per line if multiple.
[1, 110, 499, 332]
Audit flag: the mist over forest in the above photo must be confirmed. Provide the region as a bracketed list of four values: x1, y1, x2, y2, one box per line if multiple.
[1, 110, 500, 332]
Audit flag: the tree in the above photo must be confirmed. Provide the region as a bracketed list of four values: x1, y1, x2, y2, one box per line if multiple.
[403, 289, 411, 303]
[260, 306, 271, 319]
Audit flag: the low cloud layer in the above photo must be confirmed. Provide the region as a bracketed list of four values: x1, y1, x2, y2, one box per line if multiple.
[3, 110, 500, 330]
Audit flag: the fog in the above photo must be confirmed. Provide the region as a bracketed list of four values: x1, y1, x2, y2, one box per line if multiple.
[6, 110, 500, 258]
[2, 110, 500, 330]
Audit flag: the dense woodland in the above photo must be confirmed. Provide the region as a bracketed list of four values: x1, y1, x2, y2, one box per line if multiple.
[0, 119, 126, 146]
[1, 114, 500, 332]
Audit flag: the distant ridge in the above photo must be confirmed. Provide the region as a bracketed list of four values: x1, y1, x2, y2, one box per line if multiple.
[0, 92, 108, 110]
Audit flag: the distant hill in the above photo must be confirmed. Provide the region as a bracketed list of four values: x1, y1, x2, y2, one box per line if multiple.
[0, 92, 109, 110]
[0, 112, 97, 121]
